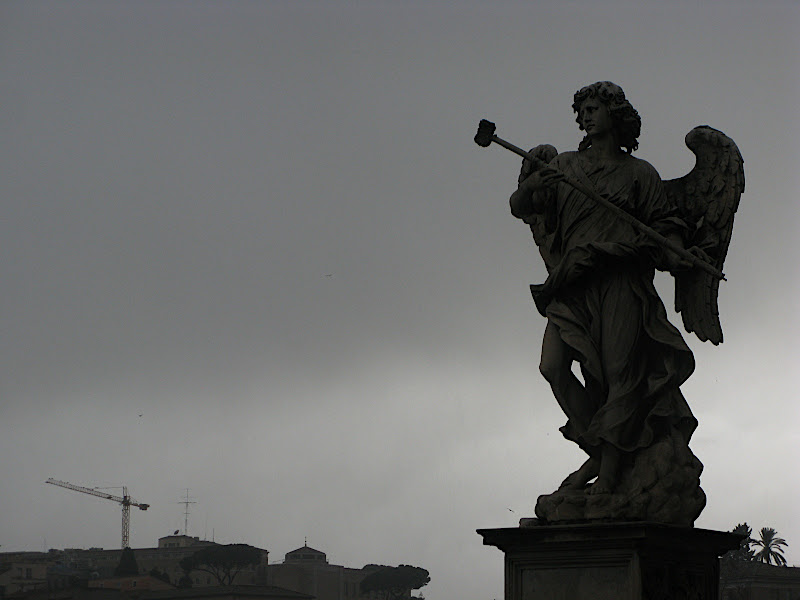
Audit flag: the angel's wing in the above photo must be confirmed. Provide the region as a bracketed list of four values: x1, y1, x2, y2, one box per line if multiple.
[664, 126, 744, 345]
[518, 144, 559, 270]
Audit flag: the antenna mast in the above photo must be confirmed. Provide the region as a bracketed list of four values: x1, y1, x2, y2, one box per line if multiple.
[178, 489, 197, 536]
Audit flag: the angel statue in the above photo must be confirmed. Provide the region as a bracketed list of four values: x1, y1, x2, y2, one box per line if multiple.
[488, 81, 743, 526]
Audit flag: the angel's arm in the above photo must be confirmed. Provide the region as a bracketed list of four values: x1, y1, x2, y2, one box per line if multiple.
[510, 170, 562, 219]
[510, 145, 561, 221]
[657, 232, 712, 273]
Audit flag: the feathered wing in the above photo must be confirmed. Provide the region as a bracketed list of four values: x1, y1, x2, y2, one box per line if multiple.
[663, 126, 744, 345]
[518, 144, 559, 270]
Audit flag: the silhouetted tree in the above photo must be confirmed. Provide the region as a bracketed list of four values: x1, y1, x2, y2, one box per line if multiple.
[114, 548, 139, 576]
[360, 565, 430, 600]
[177, 553, 194, 588]
[752, 527, 788, 566]
[179, 544, 262, 585]
[722, 523, 755, 562]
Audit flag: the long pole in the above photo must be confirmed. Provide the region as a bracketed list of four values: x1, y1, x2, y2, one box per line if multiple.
[474, 120, 725, 281]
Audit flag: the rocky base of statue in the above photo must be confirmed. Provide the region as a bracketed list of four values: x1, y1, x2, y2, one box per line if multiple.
[535, 431, 706, 526]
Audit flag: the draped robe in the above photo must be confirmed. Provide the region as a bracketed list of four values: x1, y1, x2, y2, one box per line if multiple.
[521, 150, 697, 454]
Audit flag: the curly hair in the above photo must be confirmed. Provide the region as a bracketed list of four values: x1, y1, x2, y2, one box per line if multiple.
[572, 81, 641, 153]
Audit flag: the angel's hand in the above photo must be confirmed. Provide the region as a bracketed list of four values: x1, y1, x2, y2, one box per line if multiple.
[664, 245, 713, 273]
[686, 246, 713, 268]
[660, 233, 689, 272]
[520, 156, 535, 179]
[519, 168, 564, 194]
[519, 144, 559, 182]
[510, 168, 563, 218]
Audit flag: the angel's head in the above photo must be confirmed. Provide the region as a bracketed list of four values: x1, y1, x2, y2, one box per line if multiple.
[573, 81, 641, 153]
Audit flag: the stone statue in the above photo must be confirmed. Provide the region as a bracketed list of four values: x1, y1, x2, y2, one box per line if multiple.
[475, 81, 743, 526]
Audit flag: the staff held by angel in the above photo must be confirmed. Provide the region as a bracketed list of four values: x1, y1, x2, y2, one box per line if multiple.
[476, 81, 744, 524]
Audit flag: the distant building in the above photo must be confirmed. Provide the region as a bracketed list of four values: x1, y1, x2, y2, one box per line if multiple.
[720, 561, 800, 599]
[146, 585, 313, 600]
[0, 559, 49, 595]
[0, 537, 413, 600]
[265, 545, 379, 600]
[0, 535, 267, 593]
[4, 584, 311, 600]
[157, 537, 211, 550]
[87, 575, 175, 593]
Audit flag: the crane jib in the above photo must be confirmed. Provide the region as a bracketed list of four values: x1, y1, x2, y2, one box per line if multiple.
[45, 477, 149, 548]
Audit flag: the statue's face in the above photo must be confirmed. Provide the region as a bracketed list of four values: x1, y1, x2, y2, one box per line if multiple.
[578, 98, 612, 137]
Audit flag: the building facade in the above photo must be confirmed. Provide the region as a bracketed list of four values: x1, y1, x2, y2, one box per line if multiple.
[0, 535, 267, 595]
[720, 561, 800, 599]
[265, 545, 383, 600]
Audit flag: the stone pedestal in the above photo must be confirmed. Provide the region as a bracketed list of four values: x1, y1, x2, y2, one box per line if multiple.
[478, 522, 741, 600]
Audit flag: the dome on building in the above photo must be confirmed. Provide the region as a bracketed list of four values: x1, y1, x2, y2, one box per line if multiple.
[284, 544, 327, 564]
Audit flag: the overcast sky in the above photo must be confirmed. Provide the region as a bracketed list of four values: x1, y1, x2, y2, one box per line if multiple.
[1, 1, 799, 598]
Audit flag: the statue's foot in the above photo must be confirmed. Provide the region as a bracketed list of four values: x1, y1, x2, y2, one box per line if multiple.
[558, 457, 599, 490]
[557, 472, 585, 491]
[587, 444, 620, 495]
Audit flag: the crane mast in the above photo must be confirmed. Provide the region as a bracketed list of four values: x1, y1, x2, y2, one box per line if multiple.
[46, 478, 149, 548]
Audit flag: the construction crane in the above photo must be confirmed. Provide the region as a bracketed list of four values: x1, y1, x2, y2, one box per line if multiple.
[46, 478, 149, 548]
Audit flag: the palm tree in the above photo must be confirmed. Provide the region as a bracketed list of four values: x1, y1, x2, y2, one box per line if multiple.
[752, 527, 788, 566]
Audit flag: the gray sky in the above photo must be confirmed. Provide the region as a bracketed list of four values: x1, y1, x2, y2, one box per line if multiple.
[1, 1, 798, 598]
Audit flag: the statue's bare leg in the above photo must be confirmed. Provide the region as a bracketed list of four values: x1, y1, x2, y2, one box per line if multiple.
[540, 321, 600, 489]
[540, 321, 592, 429]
